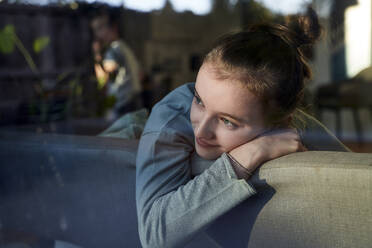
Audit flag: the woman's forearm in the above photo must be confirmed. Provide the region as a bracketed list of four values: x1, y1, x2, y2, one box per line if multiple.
[229, 129, 304, 173]
[137, 155, 255, 248]
[136, 132, 256, 248]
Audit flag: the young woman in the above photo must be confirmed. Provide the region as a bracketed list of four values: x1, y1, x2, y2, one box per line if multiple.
[136, 8, 348, 248]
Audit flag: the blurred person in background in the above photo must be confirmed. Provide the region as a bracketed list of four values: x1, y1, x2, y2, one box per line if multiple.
[91, 10, 143, 121]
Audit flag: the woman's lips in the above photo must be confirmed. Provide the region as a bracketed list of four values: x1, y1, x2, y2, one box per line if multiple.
[196, 137, 218, 148]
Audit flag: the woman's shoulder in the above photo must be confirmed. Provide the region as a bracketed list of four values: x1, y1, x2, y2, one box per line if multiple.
[293, 109, 350, 151]
[156, 83, 195, 109]
[142, 83, 195, 136]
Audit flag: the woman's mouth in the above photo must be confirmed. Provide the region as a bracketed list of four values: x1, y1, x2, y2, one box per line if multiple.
[196, 137, 218, 148]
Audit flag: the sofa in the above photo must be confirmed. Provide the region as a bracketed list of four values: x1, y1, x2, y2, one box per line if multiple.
[0, 130, 371, 248]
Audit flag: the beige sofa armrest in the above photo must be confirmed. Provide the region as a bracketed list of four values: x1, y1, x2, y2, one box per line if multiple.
[247, 151, 372, 248]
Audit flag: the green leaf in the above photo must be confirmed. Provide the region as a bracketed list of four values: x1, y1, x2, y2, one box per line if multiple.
[4, 24, 15, 35]
[0, 24, 15, 54]
[33, 36, 50, 53]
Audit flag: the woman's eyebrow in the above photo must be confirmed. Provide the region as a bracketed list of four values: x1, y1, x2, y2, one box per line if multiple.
[219, 112, 246, 123]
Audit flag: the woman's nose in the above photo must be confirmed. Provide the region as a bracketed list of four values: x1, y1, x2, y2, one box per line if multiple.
[195, 117, 215, 139]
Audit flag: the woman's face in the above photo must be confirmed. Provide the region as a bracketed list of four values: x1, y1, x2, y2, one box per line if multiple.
[91, 16, 113, 45]
[190, 63, 267, 160]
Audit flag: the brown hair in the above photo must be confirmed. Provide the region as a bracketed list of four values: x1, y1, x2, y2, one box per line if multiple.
[203, 6, 321, 127]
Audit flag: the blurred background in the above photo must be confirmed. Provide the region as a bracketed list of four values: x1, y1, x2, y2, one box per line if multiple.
[1, 0, 372, 151]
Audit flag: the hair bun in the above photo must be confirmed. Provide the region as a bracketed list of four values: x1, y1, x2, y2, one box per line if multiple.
[286, 6, 322, 47]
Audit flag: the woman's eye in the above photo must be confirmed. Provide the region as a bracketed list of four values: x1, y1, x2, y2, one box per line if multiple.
[221, 118, 236, 128]
[194, 96, 203, 106]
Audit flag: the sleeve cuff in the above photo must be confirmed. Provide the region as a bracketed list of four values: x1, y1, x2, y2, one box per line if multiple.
[221, 153, 257, 194]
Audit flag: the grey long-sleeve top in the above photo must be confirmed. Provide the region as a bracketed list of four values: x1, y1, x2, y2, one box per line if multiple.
[135, 83, 349, 248]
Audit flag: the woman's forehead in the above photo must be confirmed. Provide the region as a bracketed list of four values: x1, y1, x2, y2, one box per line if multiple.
[195, 64, 263, 121]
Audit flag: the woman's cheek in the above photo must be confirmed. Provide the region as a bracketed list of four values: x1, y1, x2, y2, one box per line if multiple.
[215, 127, 241, 150]
[218, 128, 258, 151]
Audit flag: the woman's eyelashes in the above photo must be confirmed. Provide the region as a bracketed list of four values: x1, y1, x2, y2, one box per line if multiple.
[220, 117, 238, 129]
[194, 94, 204, 106]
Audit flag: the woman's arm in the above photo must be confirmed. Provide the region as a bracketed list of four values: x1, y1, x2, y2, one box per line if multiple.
[136, 129, 256, 248]
[229, 129, 305, 173]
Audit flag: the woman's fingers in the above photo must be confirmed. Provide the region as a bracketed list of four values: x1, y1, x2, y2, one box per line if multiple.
[298, 142, 308, 152]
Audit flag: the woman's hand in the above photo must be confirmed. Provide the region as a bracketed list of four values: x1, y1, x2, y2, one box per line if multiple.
[229, 129, 306, 174]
